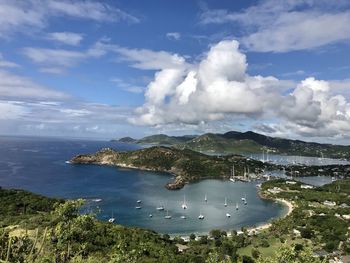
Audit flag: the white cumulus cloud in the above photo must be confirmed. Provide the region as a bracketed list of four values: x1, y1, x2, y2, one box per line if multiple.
[129, 39, 350, 139]
[47, 32, 84, 46]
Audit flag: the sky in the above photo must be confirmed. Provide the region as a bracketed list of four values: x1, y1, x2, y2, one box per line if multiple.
[1, 0, 350, 144]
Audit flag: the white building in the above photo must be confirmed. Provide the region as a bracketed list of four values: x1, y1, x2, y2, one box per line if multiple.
[323, 200, 336, 207]
[301, 184, 314, 189]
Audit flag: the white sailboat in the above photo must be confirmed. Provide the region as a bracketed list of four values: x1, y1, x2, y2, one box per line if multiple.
[135, 206, 142, 209]
[198, 210, 205, 220]
[156, 203, 165, 211]
[236, 202, 239, 210]
[164, 210, 172, 219]
[181, 194, 188, 209]
[108, 212, 115, 223]
[224, 197, 228, 207]
[261, 150, 265, 163]
[204, 194, 207, 202]
[180, 215, 186, 219]
[241, 194, 246, 202]
[226, 213, 231, 218]
[230, 164, 235, 182]
[137, 200, 142, 204]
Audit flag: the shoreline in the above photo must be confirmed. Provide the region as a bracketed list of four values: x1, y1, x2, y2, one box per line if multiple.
[171, 195, 295, 240]
[246, 198, 294, 234]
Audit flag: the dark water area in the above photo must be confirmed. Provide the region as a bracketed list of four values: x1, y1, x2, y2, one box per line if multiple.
[0, 136, 287, 234]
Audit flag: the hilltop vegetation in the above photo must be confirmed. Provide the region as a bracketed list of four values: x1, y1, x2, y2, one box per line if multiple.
[116, 131, 350, 159]
[260, 179, 350, 254]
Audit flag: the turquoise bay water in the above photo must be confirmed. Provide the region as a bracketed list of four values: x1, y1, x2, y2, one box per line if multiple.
[0, 136, 292, 234]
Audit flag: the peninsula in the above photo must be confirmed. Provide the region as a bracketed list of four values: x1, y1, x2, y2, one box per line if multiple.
[70, 146, 350, 189]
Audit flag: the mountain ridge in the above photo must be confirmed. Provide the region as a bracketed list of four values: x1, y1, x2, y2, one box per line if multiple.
[114, 131, 350, 159]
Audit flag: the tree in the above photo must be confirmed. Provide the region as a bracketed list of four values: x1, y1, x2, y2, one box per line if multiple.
[256, 245, 327, 263]
[251, 248, 261, 259]
[300, 228, 314, 239]
[205, 251, 232, 263]
[210, 229, 222, 240]
[190, 233, 196, 241]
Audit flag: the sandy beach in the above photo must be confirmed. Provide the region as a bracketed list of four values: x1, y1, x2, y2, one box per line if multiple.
[247, 198, 294, 233]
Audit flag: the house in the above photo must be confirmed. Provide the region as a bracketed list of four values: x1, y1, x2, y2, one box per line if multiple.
[286, 181, 297, 185]
[324, 200, 336, 207]
[175, 244, 189, 252]
[268, 187, 282, 194]
[292, 229, 301, 237]
[342, 215, 350, 220]
[301, 184, 313, 189]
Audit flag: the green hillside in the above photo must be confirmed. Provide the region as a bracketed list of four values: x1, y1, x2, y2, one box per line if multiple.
[115, 131, 350, 159]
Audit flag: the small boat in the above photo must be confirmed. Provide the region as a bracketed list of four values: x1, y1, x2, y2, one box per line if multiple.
[236, 202, 239, 210]
[224, 197, 228, 207]
[149, 214, 153, 218]
[135, 206, 142, 209]
[108, 212, 115, 223]
[164, 210, 172, 219]
[180, 215, 186, 219]
[241, 194, 246, 202]
[204, 194, 207, 202]
[137, 200, 142, 203]
[198, 214, 205, 220]
[92, 198, 102, 202]
[181, 195, 188, 209]
[230, 165, 235, 182]
[226, 213, 231, 218]
[156, 204, 165, 211]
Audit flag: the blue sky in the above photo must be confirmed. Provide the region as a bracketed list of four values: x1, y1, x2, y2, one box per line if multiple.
[0, 0, 350, 143]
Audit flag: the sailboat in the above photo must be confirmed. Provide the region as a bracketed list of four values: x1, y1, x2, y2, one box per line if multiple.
[204, 194, 207, 202]
[181, 194, 188, 209]
[180, 215, 186, 219]
[136, 200, 142, 204]
[164, 210, 172, 219]
[260, 150, 265, 163]
[108, 212, 115, 223]
[135, 206, 142, 209]
[236, 202, 239, 210]
[156, 203, 165, 211]
[224, 197, 228, 207]
[226, 213, 231, 218]
[230, 164, 235, 182]
[241, 194, 246, 202]
[198, 210, 205, 220]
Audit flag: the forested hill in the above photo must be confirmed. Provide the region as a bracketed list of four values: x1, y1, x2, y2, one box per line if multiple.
[114, 131, 350, 159]
[70, 146, 271, 190]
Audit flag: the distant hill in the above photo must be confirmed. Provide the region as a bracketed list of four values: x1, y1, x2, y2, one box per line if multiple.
[114, 131, 350, 159]
[115, 134, 195, 145]
[70, 146, 270, 190]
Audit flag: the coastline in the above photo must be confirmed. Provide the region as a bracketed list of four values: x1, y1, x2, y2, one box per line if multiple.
[247, 198, 294, 234]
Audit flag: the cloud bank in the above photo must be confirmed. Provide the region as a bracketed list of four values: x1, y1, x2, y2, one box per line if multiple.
[130, 40, 350, 139]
